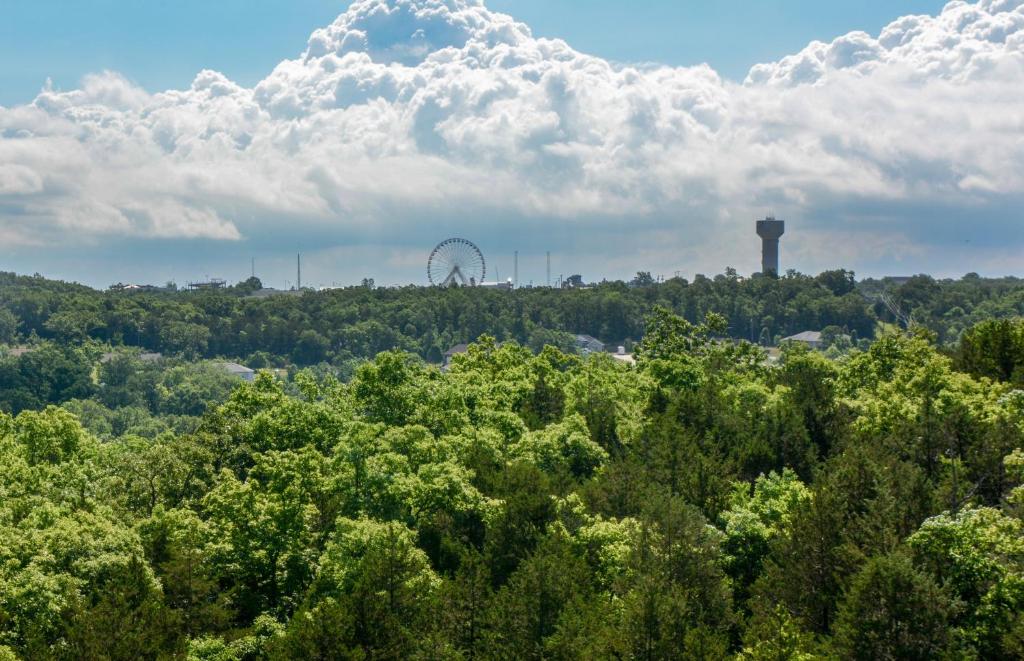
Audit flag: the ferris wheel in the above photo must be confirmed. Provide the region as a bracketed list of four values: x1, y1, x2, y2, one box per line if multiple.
[428, 238, 486, 287]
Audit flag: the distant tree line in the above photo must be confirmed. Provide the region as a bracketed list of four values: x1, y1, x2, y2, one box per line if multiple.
[861, 272, 1024, 344]
[0, 269, 891, 368]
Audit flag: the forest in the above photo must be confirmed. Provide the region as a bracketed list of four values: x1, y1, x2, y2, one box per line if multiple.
[0, 269, 881, 368]
[3, 269, 1024, 367]
[4, 270, 1024, 417]
[1, 272, 1024, 659]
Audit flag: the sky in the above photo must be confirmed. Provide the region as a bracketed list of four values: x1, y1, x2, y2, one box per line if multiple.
[0, 1, 947, 106]
[0, 0, 1022, 288]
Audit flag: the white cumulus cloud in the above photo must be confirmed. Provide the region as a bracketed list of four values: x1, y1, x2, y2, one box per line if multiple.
[0, 0, 1022, 282]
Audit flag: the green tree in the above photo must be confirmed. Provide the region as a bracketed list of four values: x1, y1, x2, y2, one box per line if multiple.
[485, 532, 591, 659]
[956, 318, 1024, 384]
[816, 269, 857, 296]
[833, 553, 952, 660]
[722, 470, 811, 601]
[202, 461, 319, 620]
[308, 518, 439, 657]
[14, 405, 88, 465]
[0, 308, 18, 344]
[352, 351, 420, 427]
[739, 602, 819, 661]
[756, 484, 855, 635]
[159, 321, 211, 359]
[909, 507, 1024, 657]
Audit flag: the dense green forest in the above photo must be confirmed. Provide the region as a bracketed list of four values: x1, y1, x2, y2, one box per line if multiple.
[4, 271, 1023, 370]
[0, 314, 1023, 657]
[2, 272, 1024, 659]
[3, 269, 881, 367]
[5, 270, 1024, 418]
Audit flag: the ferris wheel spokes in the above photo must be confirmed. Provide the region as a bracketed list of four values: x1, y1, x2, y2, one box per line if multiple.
[428, 238, 486, 287]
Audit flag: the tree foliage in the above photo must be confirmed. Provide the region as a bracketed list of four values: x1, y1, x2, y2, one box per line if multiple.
[1, 282, 1023, 657]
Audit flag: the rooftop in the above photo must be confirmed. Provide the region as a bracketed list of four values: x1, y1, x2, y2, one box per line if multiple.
[219, 362, 255, 375]
[782, 331, 823, 343]
[99, 351, 164, 364]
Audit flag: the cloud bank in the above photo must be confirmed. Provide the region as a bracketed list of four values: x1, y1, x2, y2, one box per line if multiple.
[1, 0, 1023, 282]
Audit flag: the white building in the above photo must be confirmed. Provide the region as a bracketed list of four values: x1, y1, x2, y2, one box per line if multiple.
[479, 279, 513, 290]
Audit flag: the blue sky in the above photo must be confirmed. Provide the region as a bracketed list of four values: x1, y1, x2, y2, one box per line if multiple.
[0, 0, 1021, 288]
[0, 0, 945, 107]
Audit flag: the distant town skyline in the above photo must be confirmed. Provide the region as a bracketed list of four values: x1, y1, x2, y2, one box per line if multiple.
[0, 0, 1021, 288]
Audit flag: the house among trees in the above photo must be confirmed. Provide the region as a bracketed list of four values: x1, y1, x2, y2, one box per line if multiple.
[100, 351, 163, 364]
[781, 330, 824, 350]
[443, 343, 469, 370]
[218, 361, 255, 382]
[575, 334, 605, 354]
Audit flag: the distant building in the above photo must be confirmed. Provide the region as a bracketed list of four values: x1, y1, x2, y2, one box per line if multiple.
[612, 346, 636, 366]
[219, 362, 255, 382]
[109, 283, 143, 292]
[563, 274, 586, 289]
[188, 279, 227, 291]
[479, 279, 513, 290]
[443, 344, 469, 370]
[575, 334, 605, 354]
[781, 331, 824, 350]
[109, 283, 167, 293]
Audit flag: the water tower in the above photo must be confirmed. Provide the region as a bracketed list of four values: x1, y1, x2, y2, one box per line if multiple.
[756, 216, 785, 275]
